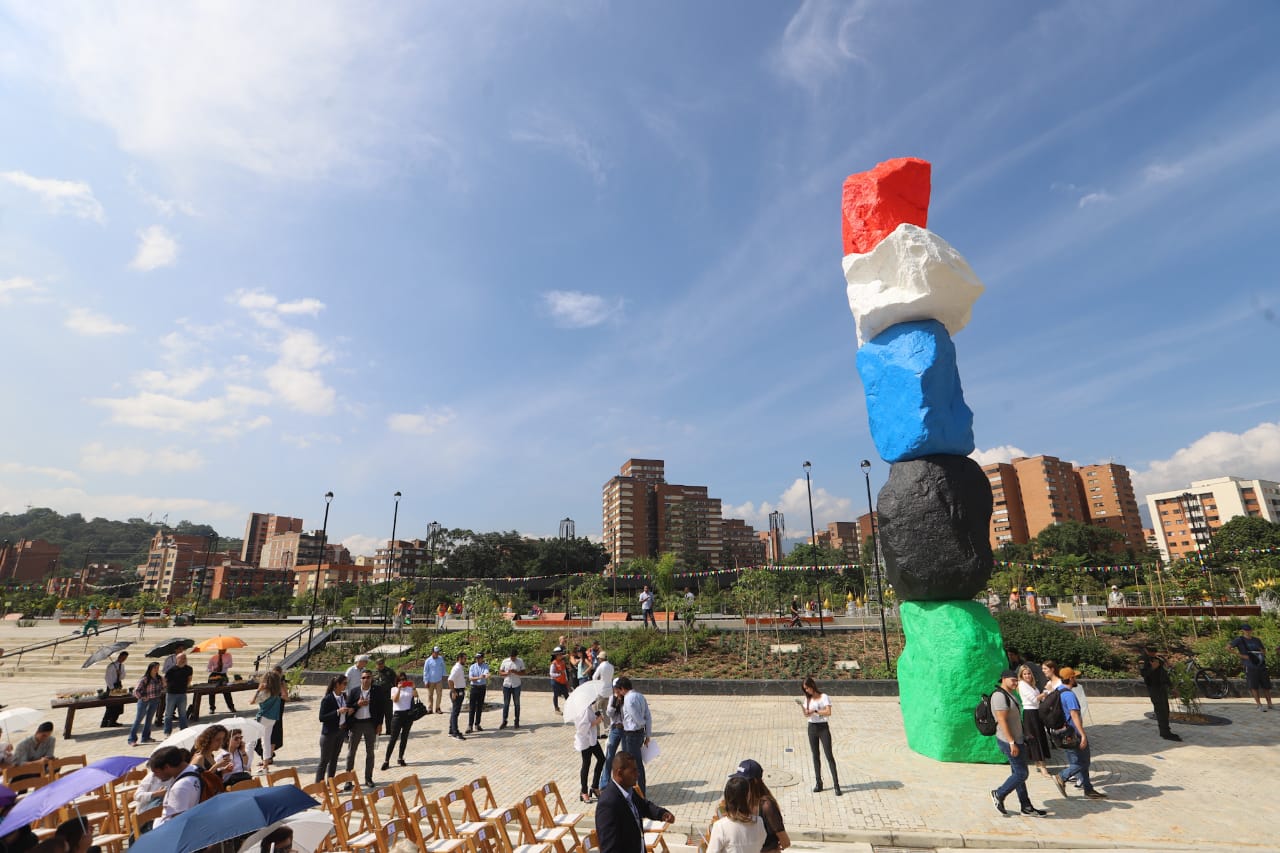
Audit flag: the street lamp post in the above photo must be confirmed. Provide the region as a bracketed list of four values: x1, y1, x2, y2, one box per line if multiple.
[802, 462, 825, 637]
[862, 460, 891, 671]
[305, 492, 333, 666]
[425, 521, 441, 608]
[1181, 492, 1219, 622]
[383, 492, 402, 641]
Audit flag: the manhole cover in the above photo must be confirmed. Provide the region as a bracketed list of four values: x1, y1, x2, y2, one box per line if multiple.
[763, 768, 799, 788]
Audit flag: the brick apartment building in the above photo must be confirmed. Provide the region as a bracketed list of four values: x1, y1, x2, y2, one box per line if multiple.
[207, 563, 296, 600]
[980, 455, 1144, 553]
[1146, 476, 1280, 562]
[137, 531, 214, 599]
[722, 518, 766, 568]
[0, 538, 62, 583]
[259, 530, 350, 570]
[45, 562, 119, 598]
[369, 539, 437, 585]
[293, 562, 374, 598]
[240, 513, 304, 566]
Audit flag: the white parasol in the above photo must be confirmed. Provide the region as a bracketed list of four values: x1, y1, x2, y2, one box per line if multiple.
[152, 717, 266, 753]
[237, 811, 335, 853]
[561, 681, 600, 724]
[0, 707, 44, 741]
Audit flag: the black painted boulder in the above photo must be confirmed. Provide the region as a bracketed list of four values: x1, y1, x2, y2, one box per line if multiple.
[877, 454, 993, 601]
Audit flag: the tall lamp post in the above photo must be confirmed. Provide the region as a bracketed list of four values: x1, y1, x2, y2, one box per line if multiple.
[861, 460, 891, 671]
[1181, 492, 1219, 621]
[425, 521, 441, 605]
[382, 491, 402, 640]
[306, 492, 334, 665]
[802, 462, 825, 637]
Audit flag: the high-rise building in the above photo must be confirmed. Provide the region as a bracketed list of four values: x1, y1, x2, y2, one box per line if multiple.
[1012, 455, 1086, 538]
[825, 521, 860, 560]
[984, 463, 1029, 548]
[0, 538, 62, 582]
[259, 530, 350, 570]
[136, 531, 209, 599]
[1146, 476, 1280, 561]
[656, 483, 724, 569]
[721, 519, 765, 568]
[369, 539, 434, 584]
[1077, 463, 1145, 551]
[241, 513, 304, 566]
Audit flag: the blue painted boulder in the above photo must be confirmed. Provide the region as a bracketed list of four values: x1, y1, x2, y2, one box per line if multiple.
[856, 319, 974, 463]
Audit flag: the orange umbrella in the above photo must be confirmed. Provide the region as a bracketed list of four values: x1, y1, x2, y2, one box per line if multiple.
[192, 636, 247, 652]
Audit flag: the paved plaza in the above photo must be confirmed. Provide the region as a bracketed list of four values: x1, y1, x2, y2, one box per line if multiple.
[1, 622, 1274, 851]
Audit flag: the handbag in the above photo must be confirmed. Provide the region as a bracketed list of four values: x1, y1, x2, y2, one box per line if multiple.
[1049, 726, 1079, 749]
[410, 698, 429, 721]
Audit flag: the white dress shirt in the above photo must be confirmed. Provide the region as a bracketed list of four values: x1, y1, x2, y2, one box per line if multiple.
[621, 690, 651, 736]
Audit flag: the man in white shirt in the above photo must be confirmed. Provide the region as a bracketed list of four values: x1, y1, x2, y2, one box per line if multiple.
[593, 652, 615, 713]
[152, 749, 203, 828]
[447, 652, 468, 740]
[498, 649, 526, 730]
[467, 652, 490, 733]
[638, 586, 655, 629]
[344, 654, 370, 686]
[344, 669, 383, 788]
[207, 649, 235, 713]
[101, 651, 128, 727]
[616, 676, 652, 795]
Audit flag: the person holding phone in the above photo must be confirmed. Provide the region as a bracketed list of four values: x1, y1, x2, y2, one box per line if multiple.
[800, 677, 840, 795]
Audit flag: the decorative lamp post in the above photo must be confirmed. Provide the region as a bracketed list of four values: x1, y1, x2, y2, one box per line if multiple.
[862, 460, 891, 670]
[425, 521, 441, 604]
[803, 462, 825, 637]
[383, 491, 402, 640]
[305, 492, 333, 665]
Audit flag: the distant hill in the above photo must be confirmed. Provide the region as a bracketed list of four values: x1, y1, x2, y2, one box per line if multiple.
[0, 507, 241, 577]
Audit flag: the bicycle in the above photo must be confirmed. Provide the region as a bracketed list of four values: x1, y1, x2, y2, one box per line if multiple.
[1183, 654, 1230, 700]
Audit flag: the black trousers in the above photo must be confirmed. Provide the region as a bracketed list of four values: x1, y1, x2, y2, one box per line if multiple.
[808, 722, 839, 785]
[1150, 689, 1172, 735]
[468, 686, 487, 729]
[316, 729, 345, 782]
[579, 743, 604, 795]
[384, 711, 413, 763]
[449, 688, 464, 734]
[345, 719, 378, 782]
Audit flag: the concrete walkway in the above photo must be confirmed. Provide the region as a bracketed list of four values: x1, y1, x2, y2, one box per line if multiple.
[0, 620, 1271, 851]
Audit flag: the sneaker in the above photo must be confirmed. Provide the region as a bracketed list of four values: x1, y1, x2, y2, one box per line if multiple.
[1021, 805, 1047, 816]
[1053, 775, 1068, 798]
[1084, 789, 1107, 800]
[990, 790, 1007, 816]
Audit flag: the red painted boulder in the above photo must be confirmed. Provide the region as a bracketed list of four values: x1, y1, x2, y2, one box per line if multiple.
[841, 157, 932, 255]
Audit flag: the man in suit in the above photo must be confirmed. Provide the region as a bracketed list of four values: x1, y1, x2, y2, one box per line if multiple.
[596, 751, 673, 853]
[344, 669, 384, 788]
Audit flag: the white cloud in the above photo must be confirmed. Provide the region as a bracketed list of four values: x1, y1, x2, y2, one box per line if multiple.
[511, 114, 607, 186]
[970, 445, 1030, 467]
[0, 482, 242, 529]
[133, 367, 216, 396]
[542, 290, 623, 328]
[724, 477, 855, 537]
[65, 307, 131, 336]
[772, 0, 868, 92]
[277, 298, 325, 316]
[342, 534, 382, 559]
[129, 225, 180, 271]
[1131, 421, 1280, 499]
[92, 391, 233, 432]
[388, 408, 456, 436]
[127, 171, 199, 217]
[0, 461, 81, 483]
[0, 277, 43, 304]
[0, 170, 104, 222]
[1077, 191, 1114, 208]
[80, 442, 205, 476]
[264, 365, 336, 415]
[281, 432, 341, 450]
[1143, 162, 1184, 184]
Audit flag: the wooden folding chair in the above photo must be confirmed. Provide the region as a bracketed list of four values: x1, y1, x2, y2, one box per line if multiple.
[536, 782, 585, 836]
[389, 781, 468, 853]
[399, 773, 433, 811]
[3, 760, 47, 784]
[365, 785, 398, 823]
[374, 817, 408, 853]
[574, 830, 599, 853]
[469, 822, 506, 853]
[67, 795, 129, 853]
[266, 767, 302, 788]
[229, 777, 263, 792]
[49, 755, 88, 776]
[439, 787, 490, 839]
[328, 795, 380, 853]
[328, 770, 363, 802]
[467, 776, 505, 821]
[492, 802, 554, 853]
[303, 780, 333, 811]
[7, 774, 50, 797]
[516, 795, 573, 852]
[424, 800, 481, 849]
[128, 803, 163, 840]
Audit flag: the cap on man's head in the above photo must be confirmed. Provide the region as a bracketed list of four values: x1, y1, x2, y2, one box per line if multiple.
[552, 646, 564, 655]
[1058, 667, 1079, 681]
[999, 669, 1018, 681]
[474, 651, 484, 658]
[432, 646, 442, 652]
[1241, 624, 1253, 631]
[729, 759, 763, 780]
[598, 651, 607, 660]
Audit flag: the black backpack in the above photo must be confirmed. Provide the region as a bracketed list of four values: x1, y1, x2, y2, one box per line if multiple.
[1040, 685, 1068, 730]
[973, 689, 1001, 736]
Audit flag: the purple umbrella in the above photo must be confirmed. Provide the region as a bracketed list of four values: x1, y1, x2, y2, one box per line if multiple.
[0, 755, 146, 836]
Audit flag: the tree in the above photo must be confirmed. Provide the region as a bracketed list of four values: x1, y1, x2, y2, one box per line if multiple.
[1211, 517, 1280, 553]
[783, 543, 845, 567]
[1033, 521, 1122, 564]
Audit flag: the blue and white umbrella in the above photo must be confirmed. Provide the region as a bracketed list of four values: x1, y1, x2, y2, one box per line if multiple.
[129, 786, 319, 853]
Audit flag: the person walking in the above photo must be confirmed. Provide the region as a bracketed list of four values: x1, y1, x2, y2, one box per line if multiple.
[1229, 624, 1274, 711]
[601, 679, 625, 781]
[207, 649, 236, 714]
[1015, 664, 1052, 774]
[574, 700, 605, 803]
[344, 668, 383, 788]
[499, 648, 525, 729]
[466, 652, 490, 733]
[447, 652, 468, 740]
[800, 677, 840, 795]
[162, 653, 193, 735]
[315, 675, 351, 782]
[1052, 667, 1106, 800]
[705, 775, 765, 853]
[436, 602, 449, 631]
[381, 671, 416, 770]
[253, 670, 285, 772]
[128, 662, 164, 747]
[100, 651, 128, 728]
[1139, 645, 1182, 740]
[154, 642, 191, 728]
[616, 676, 652, 795]
[421, 646, 446, 714]
[989, 669, 1047, 816]
[595, 751, 674, 853]
[370, 657, 398, 733]
[639, 585, 656, 629]
[549, 648, 570, 713]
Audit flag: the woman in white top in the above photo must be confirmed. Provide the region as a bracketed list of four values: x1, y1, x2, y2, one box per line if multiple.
[801, 677, 840, 795]
[217, 728, 254, 786]
[1016, 664, 1051, 775]
[706, 776, 765, 853]
[574, 702, 605, 803]
[382, 671, 416, 770]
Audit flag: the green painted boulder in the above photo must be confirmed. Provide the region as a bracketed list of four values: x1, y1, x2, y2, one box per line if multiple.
[898, 599, 1006, 763]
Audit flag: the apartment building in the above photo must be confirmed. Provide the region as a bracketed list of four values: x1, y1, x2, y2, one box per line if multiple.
[656, 483, 724, 569]
[826, 521, 861, 560]
[259, 530, 350, 570]
[1146, 476, 1280, 561]
[0, 538, 62, 582]
[46, 562, 118, 598]
[984, 463, 1029, 548]
[136, 531, 210, 599]
[240, 513, 304, 566]
[722, 519, 765, 568]
[369, 539, 436, 584]
[207, 563, 295, 600]
[1077, 463, 1145, 550]
[293, 562, 375, 597]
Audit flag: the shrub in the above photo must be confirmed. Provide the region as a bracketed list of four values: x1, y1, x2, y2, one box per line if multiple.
[995, 611, 1126, 671]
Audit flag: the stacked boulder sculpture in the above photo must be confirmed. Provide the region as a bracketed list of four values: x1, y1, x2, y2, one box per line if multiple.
[843, 157, 1005, 763]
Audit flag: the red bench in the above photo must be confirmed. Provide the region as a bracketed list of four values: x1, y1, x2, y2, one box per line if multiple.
[600, 612, 630, 622]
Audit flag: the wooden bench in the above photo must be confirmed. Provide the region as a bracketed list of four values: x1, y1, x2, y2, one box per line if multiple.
[744, 616, 833, 626]
[1107, 605, 1261, 618]
[50, 679, 260, 738]
[599, 612, 630, 622]
[514, 613, 593, 629]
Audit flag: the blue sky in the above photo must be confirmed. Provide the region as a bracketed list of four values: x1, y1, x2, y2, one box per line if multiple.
[2, 1, 1278, 556]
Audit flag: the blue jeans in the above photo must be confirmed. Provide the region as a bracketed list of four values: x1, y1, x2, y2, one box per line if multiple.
[995, 739, 1031, 807]
[619, 730, 647, 794]
[163, 693, 188, 734]
[129, 699, 157, 744]
[602, 726, 623, 781]
[1060, 743, 1093, 792]
[502, 685, 521, 725]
